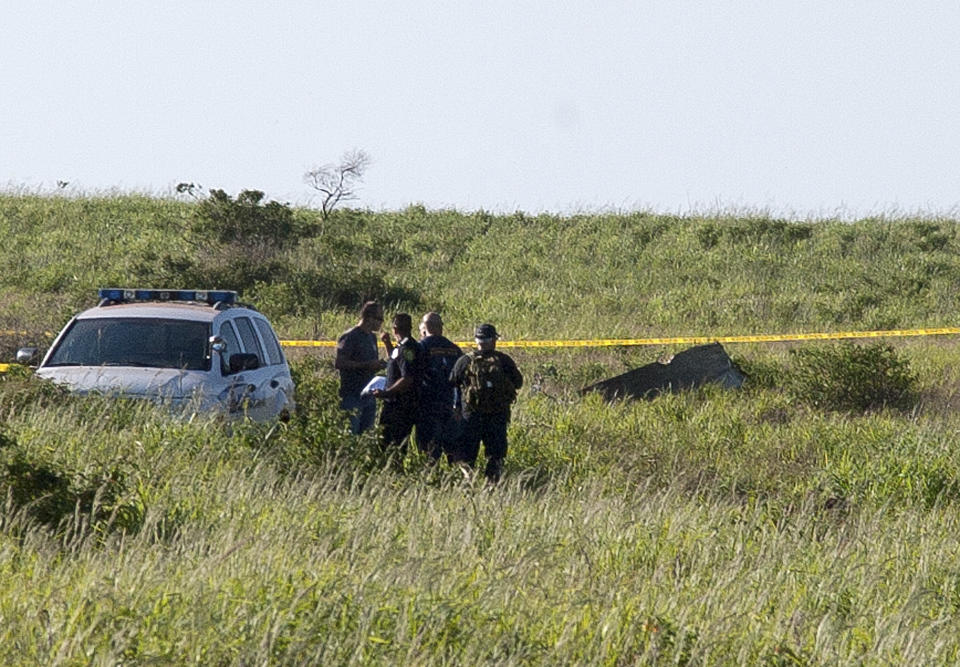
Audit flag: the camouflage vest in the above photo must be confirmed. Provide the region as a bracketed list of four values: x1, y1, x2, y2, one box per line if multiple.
[462, 351, 517, 414]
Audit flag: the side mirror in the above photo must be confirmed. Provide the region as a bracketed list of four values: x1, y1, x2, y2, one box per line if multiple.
[208, 336, 226, 354]
[229, 352, 260, 373]
[16, 347, 38, 365]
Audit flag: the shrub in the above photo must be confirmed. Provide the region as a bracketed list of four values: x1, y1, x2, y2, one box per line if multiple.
[0, 449, 143, 537]
[141, 189, 305, 295]
[0, 372, 69, 417]
[190, 189, 303, 249]
[734, 356, 785, 391]
[264, 357, 393, 475]
[787, 342, 918, 412]
[143, 191, 424, 313]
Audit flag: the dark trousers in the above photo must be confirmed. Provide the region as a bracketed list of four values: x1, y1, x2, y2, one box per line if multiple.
[453, 411, 509, 481]
[341, 394, 377, 435]
[416, 404, 459, 461]
[379, 401, 417, 454]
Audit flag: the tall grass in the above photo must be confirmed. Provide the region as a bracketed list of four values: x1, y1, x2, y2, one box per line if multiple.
[1, 346, 960, 663]
[4, 194, 960, 662]
[4, 400, 960, 663]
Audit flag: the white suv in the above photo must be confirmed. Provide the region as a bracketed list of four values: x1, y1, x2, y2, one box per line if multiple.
[20, 288, 295, 422]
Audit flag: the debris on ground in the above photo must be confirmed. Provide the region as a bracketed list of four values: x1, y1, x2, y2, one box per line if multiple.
[580, 342, 745, 400]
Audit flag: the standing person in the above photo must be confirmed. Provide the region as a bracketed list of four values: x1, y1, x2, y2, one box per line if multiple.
[335, 301, 387, 435]
[416, 312, 462, 461]
[449, 323, 523, 482]
[372, 313, 424, 453]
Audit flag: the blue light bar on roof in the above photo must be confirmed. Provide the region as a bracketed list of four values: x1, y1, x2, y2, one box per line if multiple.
[98, 288, 237, 305]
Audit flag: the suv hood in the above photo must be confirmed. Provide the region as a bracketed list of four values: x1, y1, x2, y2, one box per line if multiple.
[35, 366, 210, 399]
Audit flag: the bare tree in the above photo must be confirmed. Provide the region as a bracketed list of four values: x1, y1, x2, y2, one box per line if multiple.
[304, 149, 371, 219]
[175, 182, 205, 200]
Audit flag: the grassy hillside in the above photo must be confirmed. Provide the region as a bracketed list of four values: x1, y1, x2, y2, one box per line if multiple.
[4, 193, 960, 343]
[3, 192, 960, 663]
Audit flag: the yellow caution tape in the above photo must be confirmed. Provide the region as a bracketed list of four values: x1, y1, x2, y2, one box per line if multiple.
[0, 329, 55, 338]
[277, 327, 960, 349]
[2, 327, 956, 377]
[5, 327, 959, 356]
[488, 328, 960, 348]
[281, 339, 337, 348]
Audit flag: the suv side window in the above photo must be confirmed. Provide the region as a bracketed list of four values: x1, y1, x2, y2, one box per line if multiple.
[234, 317, 266, 363]
[254, 318, 284, 366]
[218, 321, 242, 374]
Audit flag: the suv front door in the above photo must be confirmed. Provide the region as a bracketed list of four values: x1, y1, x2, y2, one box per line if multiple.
[231, 315, 286, 421]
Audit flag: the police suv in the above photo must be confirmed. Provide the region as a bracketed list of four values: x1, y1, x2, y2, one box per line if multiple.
[18, 288, 295, 421]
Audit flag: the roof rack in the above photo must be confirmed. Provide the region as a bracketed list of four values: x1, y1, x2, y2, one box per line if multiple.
[97, 288, 238, 307]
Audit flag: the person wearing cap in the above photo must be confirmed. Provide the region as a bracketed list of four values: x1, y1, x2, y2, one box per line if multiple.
[449, 323, 523, 482]
[416, 312, 463, 462]
[335, 301, 389, 435]
[372, 313, 425, 453]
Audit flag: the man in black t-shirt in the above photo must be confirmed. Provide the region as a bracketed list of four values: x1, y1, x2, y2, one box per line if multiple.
[372, 313, 425, 453]
[335, 301, 387, 434]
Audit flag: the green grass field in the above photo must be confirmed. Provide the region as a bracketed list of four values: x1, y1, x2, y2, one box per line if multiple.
[3, 192, 960, 663]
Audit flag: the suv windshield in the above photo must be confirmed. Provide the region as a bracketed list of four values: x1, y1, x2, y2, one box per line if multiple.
[45, 318, 211, 371]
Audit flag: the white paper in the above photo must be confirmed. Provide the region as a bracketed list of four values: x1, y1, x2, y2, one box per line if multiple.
[361, 375, 387, 396]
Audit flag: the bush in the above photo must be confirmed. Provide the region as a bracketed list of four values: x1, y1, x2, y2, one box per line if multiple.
[787, 342, 918, 412]
[190, 189, 303, 249]
[142, 191, 424, 314]
[0, 447, 143, 537]
[0, 372, 69, 416]
[264, 357, 393, 475]
[735, 356, 785, 391]
[140, 189, 304, 295]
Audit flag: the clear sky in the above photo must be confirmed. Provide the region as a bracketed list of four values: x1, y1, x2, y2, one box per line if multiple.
[3, 1, 959, 219]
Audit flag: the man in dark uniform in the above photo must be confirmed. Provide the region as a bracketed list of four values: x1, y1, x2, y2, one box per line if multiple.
[449, 323, 523, 482]
[372, 313, 424, 453]
[416, 312, 462, 461]
[335, 301, 387, 434]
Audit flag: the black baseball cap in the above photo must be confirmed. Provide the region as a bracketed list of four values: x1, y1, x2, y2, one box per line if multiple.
[474, 323, 499, 339]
